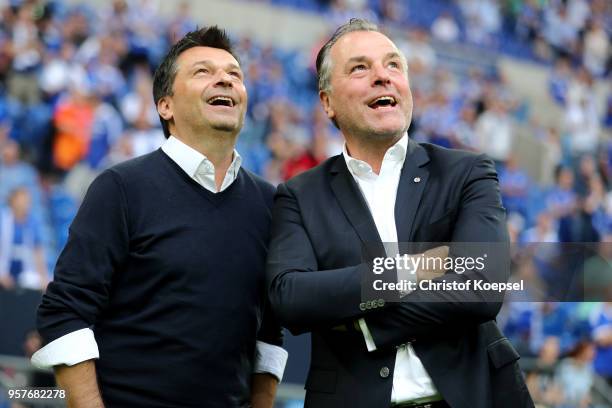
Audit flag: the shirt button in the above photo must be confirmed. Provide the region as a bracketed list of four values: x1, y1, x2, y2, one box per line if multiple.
[379, 366, 390, 378]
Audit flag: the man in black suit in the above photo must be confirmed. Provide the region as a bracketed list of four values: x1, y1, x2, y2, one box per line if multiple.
[266, 19, 534, 408]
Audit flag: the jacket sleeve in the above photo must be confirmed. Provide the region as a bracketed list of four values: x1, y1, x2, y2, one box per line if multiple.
[365, 155, 510, 349]
[266, 182, 373, 335]
[37, 169, 130, 347]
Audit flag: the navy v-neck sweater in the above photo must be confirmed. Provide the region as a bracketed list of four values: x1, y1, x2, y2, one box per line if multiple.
[38, 149, 280, 407]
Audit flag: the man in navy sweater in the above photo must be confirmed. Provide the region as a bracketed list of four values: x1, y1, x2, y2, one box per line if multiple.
[32, 27, 287, 408]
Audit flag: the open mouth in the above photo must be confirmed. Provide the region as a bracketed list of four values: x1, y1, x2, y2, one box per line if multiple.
[368, 96, 397, 109]
[207, 96, 235, 107]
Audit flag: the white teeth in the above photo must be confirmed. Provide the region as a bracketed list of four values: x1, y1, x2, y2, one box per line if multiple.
[372, 96, 395, 104]
[207, 96, 234, 106]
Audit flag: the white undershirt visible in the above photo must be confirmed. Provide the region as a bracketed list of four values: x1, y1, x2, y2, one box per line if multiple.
[32, 135, 288, 381]
[344, 133, 438, 403]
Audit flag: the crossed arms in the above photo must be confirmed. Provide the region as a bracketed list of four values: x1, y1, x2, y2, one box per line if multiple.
[266, 155, 509, 349]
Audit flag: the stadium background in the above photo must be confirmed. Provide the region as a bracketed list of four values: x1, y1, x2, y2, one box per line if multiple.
[0, 0, 610, 406]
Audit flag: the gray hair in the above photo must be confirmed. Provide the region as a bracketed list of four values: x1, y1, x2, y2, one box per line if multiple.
[316, 19, 408, 93]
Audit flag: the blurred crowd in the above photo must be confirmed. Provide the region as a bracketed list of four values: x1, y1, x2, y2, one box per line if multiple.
[0, 0, 610, 406]
[275, 0, 610, 73]
[497, 302, 612, 407]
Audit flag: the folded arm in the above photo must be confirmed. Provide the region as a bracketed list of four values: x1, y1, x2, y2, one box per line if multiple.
[364, 155, 510, 349]
[266, 182, 375, 334]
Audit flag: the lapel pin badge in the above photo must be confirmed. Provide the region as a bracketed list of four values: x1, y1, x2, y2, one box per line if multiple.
[413, 177, 421, 183]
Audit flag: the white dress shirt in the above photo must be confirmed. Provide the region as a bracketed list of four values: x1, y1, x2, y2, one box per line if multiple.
[32, 135, 288, 381]
[343, 134, 439, 403]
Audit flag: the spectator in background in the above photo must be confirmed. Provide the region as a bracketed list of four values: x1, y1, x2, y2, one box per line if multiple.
[120, 70, 160, 130]
[583, 19, 610, 77]
[584, 174, 606, 218]
[378, 0, 404, 25]
[52, 81, 94, 172]
[167, 1, 196, 40]
[0, 187, 48, 291]
[265, 102, 317, 183]
[583, 235, 612, 302]
[310, 104, 343, 159]
[604, 95, 612, 129]
[554, 341, 595, 408]
[574, 154, 600, 197]
[8, 2, 43, 106]
[85, 34, 127, 102]
[459, 0, 501, 45]
[515, 0, 543, 43]
[397, 28, 437, 76]
[530, 303, 579, 357]
[499, 154, 530, 217]
[449, 104, 479, 150]
[590, 302, 612, 385]
[547, 165, 577, 220]
[564, 91, 601, 159]
[328, 0, 378, 27]
[567, 67, 596, 108]
[86, 90, 123, 170]
[548, 57, 572, 106]
[526, 336, 564, 407]
[522, 211, 558, 243]
[544, 2, 579, 58]
[431, 11, 459, 43]
[0, 139, 42, 207]
[506, 211, 525, 243]
[474, 99, 514, 167]
[119, 70, 165, 158]
[417, 87, 455, 147]
[566, 0, 591, 34]
[38, 42, 81, 101]
[60, 90, 125, 202]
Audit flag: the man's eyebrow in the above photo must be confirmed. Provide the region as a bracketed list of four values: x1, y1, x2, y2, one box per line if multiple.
[191, 60, 242, 71]
[346, 52, 401, 65]
[346, 56, 369, 65]
[384, 51, 402, 60]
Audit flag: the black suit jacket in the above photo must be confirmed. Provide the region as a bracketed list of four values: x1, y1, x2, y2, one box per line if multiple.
[266, 139, 534, 408]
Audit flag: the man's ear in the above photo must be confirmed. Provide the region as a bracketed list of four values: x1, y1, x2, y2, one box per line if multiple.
[157, 96, 173, 122]
[319, 90, 335, 121]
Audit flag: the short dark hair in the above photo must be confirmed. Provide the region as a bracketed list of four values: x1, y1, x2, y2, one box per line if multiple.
[152, 26, 239, 137]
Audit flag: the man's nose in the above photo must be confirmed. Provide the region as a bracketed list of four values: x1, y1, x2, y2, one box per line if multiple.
[372, 63, 391, 86]
[214, 70, 233, 87]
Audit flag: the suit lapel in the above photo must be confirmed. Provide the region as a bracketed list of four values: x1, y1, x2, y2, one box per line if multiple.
[329, 156, 384, 257]
[395, 139, 431, 243]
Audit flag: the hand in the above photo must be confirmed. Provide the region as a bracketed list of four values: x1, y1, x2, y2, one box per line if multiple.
[416, 245, 449, 282]
[0, 275, 15, 290]
[40, 279, 49, 293]
[251, 373, 278, 408]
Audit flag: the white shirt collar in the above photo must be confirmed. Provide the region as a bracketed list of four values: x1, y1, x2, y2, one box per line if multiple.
[342, 133, 408, 179]
[161, 135, 242, 193]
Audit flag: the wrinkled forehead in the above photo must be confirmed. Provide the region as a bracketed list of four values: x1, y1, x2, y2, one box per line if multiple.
[330, 30, 400, 67]
[176, 46, 241, 72]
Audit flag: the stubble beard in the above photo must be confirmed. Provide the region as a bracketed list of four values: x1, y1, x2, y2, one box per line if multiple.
[209, 112, 244, 134]
[339, 112, 407, 146]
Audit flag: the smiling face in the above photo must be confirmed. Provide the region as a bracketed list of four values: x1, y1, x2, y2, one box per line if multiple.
[157, 46, 247, 138]
[320, 30, 413, 142]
